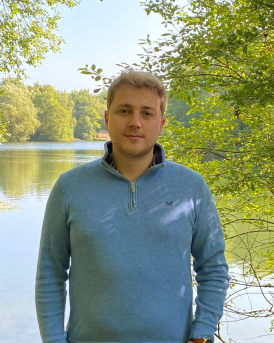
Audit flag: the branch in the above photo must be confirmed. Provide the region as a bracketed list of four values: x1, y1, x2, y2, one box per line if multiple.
[225, 218, 274, 227]
[183, 147, 252, 154]
[215, 57, 245, 80]
[195, 73, 241, 80]
[214, 330, 227, 343]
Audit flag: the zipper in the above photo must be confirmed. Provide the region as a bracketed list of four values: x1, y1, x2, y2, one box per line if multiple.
[131, 182, 135, 211]
[101, 160, 165, 212]
[101, 163, 136, 212]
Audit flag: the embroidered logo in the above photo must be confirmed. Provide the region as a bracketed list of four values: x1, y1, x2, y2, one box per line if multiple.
[166, 201, 173, 206]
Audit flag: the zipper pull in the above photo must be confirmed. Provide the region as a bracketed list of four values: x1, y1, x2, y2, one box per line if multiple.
[131, 182, 135, 193]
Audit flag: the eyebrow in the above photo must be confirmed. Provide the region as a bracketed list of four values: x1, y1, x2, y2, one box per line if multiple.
[117, 103, 155, 111]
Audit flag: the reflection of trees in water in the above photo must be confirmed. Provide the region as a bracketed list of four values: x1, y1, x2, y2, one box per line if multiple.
[0, 200, 20, 212]
[222, 213, 274, 337]
[0, 150, 40, 199]
[0, 149, 103, 200]
[224, 220, 274, 275]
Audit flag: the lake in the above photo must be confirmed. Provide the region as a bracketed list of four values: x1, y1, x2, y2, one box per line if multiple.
[0, 141, 273, 343]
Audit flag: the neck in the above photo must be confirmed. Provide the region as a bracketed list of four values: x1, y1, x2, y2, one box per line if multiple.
[111, 146, 154, 182]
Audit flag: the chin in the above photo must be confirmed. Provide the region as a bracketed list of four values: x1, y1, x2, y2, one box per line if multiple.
[124, 147, 153, 158]
[113, 139, 155, 158]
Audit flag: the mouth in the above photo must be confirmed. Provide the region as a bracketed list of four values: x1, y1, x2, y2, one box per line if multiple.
[125, 135, 142, 141]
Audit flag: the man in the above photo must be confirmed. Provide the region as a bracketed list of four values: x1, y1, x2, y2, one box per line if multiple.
[35, 70, 229, 343]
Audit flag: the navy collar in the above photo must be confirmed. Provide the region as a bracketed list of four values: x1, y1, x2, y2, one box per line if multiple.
[102, 141, 165, 167]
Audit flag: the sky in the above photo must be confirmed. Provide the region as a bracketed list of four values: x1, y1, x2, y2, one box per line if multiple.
[24, 0, 187, 92]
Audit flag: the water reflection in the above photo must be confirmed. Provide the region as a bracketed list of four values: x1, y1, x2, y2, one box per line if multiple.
[0, 144, 104, 200]
[0, 141, 105, 150]
[224, 219, 274, 277]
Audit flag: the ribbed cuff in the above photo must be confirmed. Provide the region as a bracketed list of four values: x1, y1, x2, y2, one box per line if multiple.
[189, 321, 215, 342]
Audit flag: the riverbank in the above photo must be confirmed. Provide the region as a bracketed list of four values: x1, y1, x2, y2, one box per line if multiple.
[0, 200, 20, 212]
[0, 131, 110, 144]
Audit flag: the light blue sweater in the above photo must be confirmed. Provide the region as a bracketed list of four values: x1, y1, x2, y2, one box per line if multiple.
[35, 142, 229, 343]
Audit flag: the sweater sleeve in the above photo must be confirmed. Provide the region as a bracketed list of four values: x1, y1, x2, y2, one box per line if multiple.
[35, 176, 70, 343]
[189, 178, 230, 342]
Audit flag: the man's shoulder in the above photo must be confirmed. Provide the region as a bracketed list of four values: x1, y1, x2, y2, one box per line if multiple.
[164, 160, 204, 182]
[60, 157, 102, 181]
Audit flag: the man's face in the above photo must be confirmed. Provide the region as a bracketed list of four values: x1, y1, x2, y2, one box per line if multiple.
[105, 85, 165, 159]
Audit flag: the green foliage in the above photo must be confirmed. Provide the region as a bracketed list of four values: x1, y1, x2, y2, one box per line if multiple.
[0, 87, 9, 141]
[0, 113, 9, 142]
[0, 80, 108, 142]
[56, 90, 75, 114]
[30, 84, 76, 141]
[74, 115, 95, 141]
[70, 89, 104, 140]
[78, 66, 113, 93]
[0, 0, 83, 140]
[139, 0, 274, 107]
[0, 0, 81, 79]
[259, 244, 274, 270]
[166, 95, 201, 126]
[0, 79, 40, 141]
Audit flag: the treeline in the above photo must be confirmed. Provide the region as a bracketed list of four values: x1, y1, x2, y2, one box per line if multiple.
[0, 77, 202, 142]
[0, 78, 106, 142]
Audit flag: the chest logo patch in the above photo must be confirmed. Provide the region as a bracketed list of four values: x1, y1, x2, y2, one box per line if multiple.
[166, 201, 173, 206]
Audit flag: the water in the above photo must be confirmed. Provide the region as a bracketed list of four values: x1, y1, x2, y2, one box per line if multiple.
[0, 141, 105, 150]
[0, 142, 273, 343]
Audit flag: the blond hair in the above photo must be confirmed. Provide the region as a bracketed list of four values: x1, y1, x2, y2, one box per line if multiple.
[107, 69, 167, 116]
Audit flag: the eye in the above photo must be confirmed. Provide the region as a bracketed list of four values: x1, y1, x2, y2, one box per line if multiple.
[119, 109, 129, 114]
[143, 111, 152, 117]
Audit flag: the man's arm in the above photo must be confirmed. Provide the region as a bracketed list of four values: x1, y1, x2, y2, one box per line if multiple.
[189, 178, 230, 341]
[35, 177, 70, 343]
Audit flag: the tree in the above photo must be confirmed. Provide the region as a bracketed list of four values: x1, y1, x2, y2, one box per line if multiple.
[70, 89, 102, 140]
[96, 89, 108, 129]
[0, 78, 39, 141]
[74, 115, 95, 141]
[31, 84, 76, 141]
[0, 0, 84, 139]
[56, 90, 75, 114]
[0, 113, 8, 142]
[0, 0, 82, 79]
[80, 0, 274, 340]
[0, 87, 8, 141]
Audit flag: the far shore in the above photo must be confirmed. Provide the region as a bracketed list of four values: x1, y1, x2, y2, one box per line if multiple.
[0, 132, 110, 143]
[1, 138, 109, 143]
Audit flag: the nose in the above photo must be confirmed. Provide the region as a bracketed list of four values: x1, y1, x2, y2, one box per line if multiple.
[128, 112, 141, 128]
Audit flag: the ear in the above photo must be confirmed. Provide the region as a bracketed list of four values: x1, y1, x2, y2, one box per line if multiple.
[159, 117, 166, 135]
[104, 110, 109, 131]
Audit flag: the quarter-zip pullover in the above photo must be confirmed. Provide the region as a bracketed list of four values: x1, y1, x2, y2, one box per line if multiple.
[35, 141, 229, 343]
